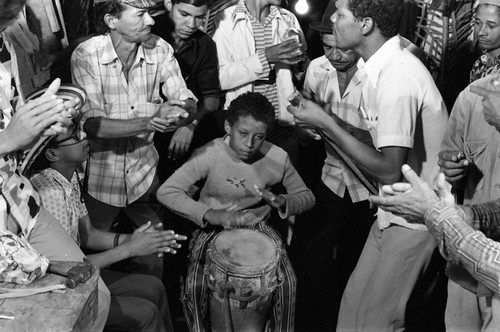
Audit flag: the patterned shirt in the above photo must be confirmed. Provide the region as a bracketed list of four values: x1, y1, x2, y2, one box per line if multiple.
[303, 56, 371, 202]
[425, 202, 500, 294]
[0, 43, 40, 237]
[71, 34, 196, 207]
[30, 169, 85, 245]
[470, 51, 500, 83]
[236, 1, 280, 116]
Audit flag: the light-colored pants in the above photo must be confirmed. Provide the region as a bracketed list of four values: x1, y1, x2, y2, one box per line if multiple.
[445, 280, 500, 332]
[28, 208, 110, 331]
[337, 223, 436, 332]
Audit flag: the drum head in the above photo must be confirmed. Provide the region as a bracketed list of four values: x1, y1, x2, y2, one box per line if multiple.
[213, 229, 277, 270]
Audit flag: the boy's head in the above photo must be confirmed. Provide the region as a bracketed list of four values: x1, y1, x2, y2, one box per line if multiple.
[164, 0, 207, 40]
[31, 125, 89, 173]
[224, 92, 275, 162]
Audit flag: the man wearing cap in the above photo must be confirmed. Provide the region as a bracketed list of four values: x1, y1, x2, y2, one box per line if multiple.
[470, 0, 500, 82]
[291, 1, 375, 330]
[437, 2, 500, 326]
[71, 0, 197, 277]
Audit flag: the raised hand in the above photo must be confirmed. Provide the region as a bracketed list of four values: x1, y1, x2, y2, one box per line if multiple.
[150, 99, 189, 133]
[265, 39, 305, 65]
[437, 149, 470, 184]
[253, 184, 285, 210]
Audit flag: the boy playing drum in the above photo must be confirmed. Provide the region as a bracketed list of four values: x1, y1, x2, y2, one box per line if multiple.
[157, 92, 315, 331]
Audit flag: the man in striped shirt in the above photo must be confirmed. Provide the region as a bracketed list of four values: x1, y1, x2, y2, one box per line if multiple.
[71, 0, 197, 277]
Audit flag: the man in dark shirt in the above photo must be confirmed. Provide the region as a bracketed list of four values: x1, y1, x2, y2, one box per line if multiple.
[151, 0, 220, 321]
[152, 0, 220, 183]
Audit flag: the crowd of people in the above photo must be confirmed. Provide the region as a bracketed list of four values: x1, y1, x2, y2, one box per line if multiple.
[2, 0, 500, 331]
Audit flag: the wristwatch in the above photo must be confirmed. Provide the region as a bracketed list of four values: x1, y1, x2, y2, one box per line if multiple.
[190, 119, 199, 129]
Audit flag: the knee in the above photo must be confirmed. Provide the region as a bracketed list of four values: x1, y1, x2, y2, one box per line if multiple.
[129, 298, 164, 331]
[134, 275, 167, 306]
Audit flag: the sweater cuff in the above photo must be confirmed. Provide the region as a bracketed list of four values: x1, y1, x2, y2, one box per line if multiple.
[278, 195, 290, 219]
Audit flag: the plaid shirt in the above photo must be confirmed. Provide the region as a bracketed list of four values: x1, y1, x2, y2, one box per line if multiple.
[425, 202, 500, 295]
[303, 56, 371, 202]
[71, 34, 195, 207]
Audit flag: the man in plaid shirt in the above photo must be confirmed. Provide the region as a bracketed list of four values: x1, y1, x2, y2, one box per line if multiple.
[291, 2, 375, 329]
[71, 0, 197, 277]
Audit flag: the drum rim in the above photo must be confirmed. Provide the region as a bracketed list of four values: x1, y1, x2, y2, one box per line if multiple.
[208, 229, 280, 275]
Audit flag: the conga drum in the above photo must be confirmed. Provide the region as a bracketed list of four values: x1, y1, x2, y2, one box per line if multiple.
[205, 229, 283, 332]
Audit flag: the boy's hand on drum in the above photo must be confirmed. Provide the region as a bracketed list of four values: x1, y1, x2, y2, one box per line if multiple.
[123, 221, 187, 256]
[253, 185, 286, 210]
[204, 208, 261, 228]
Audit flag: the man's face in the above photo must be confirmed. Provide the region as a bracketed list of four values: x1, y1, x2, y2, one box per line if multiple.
[169, 2, 207, 40]
[330, 0, 362, 50]
[474, 4, 500, 55]
[113, 4, 155, 43]
[322, 33, 358, 71]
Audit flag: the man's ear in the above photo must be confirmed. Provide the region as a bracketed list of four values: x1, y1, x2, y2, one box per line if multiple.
[164, 0, 173, 11]
[360, 17, 374, 36]
[104, 13, 118, 30]
[224, 120, 231, 135]
[44, 148, 60, 162]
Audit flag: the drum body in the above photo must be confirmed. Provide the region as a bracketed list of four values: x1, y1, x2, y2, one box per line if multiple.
[205, 229, 282, 332]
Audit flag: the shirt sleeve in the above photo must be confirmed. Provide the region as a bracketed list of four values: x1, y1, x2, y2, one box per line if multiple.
[461, 199, 500, 241]
[424, 202, 500, 294]
[440, 90, 468, 152]
[375, 72, 420, 149]
[196, 39, 220, 99]
[212, 20, 267, 90]
[71, 47, 108, 122]
[159, 44, 197, 102]
[156, 145, 213, 227]
[279, 154, 315, 219]
[31, 176, 70, 235]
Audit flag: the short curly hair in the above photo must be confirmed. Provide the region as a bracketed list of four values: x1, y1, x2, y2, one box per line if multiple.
[348, 0, 403, 38]
[226, 92, 275, 127]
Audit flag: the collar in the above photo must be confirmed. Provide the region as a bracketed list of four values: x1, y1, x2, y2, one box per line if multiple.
[357, 35, 401, 88]
[99, 34, 154, 65]
[41, 168, 78, 197]
[319, 55, 362, 86]
[231, 0, 281, 29]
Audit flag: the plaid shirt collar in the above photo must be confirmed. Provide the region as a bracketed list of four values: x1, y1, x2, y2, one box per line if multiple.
[99, 34, 154, 65]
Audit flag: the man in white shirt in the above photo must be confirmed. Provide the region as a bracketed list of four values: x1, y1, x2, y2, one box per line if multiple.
[288, 0, 448, 329]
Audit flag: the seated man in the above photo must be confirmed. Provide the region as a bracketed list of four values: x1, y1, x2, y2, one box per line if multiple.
[29, 124, 188, 331]
[0, 0, 109, 329]
[157, 92, 315, 331]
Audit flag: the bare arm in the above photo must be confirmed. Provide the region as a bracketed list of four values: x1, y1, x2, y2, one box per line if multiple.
[78, 216, 185, 268]
[289, 99, 408, 185]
